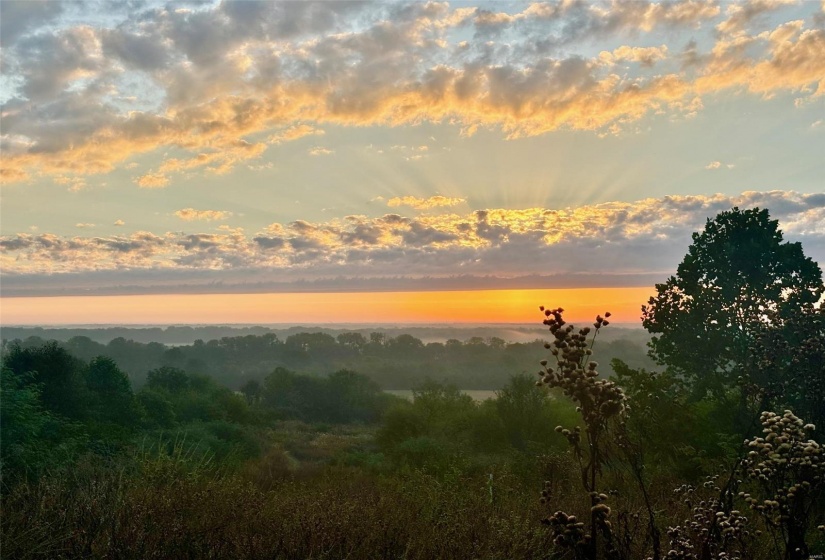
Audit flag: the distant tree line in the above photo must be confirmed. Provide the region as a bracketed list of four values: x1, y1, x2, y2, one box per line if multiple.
[2, 329, 655, 390]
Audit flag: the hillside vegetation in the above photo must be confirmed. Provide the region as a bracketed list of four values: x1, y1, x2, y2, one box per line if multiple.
[2, 208, 824, 559]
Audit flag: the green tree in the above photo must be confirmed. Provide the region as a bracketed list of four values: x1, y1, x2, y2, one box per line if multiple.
[240, 378, 262, 404]
[326, 369, 387, 423]
[0, 368, 63, 479]
[642, 207, 823, 397]
[85, 356, 135, 425]
[496, 373, 554, 451]
[2, 341, 88, 419]
[336, 332, 367, 352]
[136, 390, 176, 428]
[147, 366, 190, 393]
[385, 334, 425, 359]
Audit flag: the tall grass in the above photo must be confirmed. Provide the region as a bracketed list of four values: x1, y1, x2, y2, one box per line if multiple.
[3, 452, 562, 559]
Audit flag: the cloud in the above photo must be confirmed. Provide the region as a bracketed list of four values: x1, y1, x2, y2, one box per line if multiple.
[0, 0, 64, 48]
[175, 208, 234, 222]
[54, 175, 88, 192]
[0, 0, 818, 185]
[2, 191, 822, 296]
[705, 160, 736, 170]
[268, 124, 325, 144]
[716, 0, 796, 36]
[114, 220, 125, 226]
[135, 173, 170, 189]
[308, 147, 334, 156]
[599, 45, 669, 66]
[387, 195, 466, 210]
[75, 223, 95, 229]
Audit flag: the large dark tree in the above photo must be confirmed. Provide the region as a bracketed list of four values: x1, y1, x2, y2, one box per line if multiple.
[85, 356, 135, 425]
[642, 207, 823, 397]
[2, 341, 88, 419]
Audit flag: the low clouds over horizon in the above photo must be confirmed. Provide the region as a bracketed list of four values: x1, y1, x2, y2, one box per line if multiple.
[2, 191, 823, 297]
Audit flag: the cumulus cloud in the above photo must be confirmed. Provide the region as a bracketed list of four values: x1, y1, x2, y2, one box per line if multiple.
[599, 45, 669, 66]
[175, 208, 234, 221]
[388, 195, 467, 210]
[114, 220, 125, 226]
[2, 191, 822, 295]
[54, 175, 88, 192]
[716, 0, 796, 36]
[268, 124, 325, 144]
[0, 0, 818, 185]
[75, 223, 95, 229]
[0, 0, 64, 48]
[308, 147, 334, 156]
[135, 173, 170, 189]
[705, 160, 736, 170]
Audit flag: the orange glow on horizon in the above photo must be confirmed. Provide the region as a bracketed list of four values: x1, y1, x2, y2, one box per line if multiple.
[0, 288, 654, 326]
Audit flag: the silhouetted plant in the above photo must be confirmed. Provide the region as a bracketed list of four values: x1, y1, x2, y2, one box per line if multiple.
[657, 477, 754, 560]
[740, 410, 824, 560]
[536, 307, 629, 560]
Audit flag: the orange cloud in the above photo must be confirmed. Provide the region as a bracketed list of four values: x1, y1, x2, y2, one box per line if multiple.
[135, 173, 170, 189]
[175, 208, 234, 221]
[387, 195, 466, 210]
[599, 45, 669, 66]
[267, 124, 325, 144]
[0, 1, 818, 185]
[3, 191, 822, 279]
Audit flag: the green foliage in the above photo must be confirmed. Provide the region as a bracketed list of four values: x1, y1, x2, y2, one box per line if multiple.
[611, 359, 735, 478]
[642, 207, 823, 397]
[147, 365, 190, 393]
[0, 367, 84, 481]
[377, 402, 428, 447]
[377, 377, 577, 478]
[239, 378, 262, 404]
[2, 341, 88, 419]
[496, 373, 568, 452]
[85, 356, 137, 426]
[390, 436, 454, 473]
[136, 390, 176, 428]
[747, 305, 825, 433]
[5, 325, 655, 392]
[260, 366, 392, 424]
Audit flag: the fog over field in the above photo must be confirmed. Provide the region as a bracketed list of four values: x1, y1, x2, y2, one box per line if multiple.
[1, 322, 645, 345]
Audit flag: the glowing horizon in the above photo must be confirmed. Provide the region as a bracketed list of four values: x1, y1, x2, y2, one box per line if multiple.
[0, 288, 653, 326]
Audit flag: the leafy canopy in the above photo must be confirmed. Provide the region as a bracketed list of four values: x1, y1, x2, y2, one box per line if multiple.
[642, 207, 823, 395]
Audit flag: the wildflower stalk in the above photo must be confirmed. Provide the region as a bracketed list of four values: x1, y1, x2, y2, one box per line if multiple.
[536, 307, 628, 560]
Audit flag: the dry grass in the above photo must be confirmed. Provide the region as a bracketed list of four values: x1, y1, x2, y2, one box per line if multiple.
[2, 452, 560, 560]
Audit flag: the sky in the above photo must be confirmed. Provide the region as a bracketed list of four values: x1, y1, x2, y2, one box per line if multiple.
[1, 0, 824, 325]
